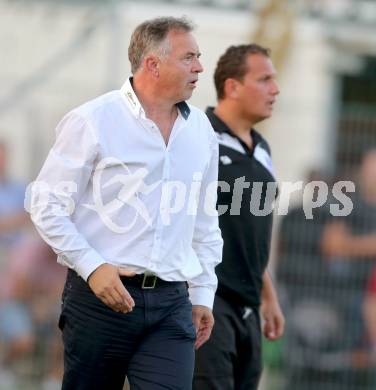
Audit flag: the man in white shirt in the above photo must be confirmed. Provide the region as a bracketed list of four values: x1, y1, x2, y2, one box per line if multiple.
[29, 17, 223, 390]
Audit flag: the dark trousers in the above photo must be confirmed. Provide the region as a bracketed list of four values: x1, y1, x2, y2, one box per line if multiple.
[59, 270, 196, 390]
[193, 295, 262, 390]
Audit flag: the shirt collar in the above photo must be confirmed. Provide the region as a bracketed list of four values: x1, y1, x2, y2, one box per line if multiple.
[205, 106, 230, 135]
[120, 77, 144, 118]
[205, 106, 259, 155]
[120, 77, 191, 120]
[176, 101, 190, 120]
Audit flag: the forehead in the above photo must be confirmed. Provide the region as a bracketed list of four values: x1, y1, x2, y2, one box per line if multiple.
[244, 53, 276, 76]
[165, 29, 199, 54]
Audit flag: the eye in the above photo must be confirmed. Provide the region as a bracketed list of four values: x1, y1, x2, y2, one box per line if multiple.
[182, 56, 193, 65]
[183, 53, 200, 63]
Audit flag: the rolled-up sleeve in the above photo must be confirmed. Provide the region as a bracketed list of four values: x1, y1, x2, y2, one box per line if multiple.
[29, 111, 106, 281]
[188, 128, 223, 309]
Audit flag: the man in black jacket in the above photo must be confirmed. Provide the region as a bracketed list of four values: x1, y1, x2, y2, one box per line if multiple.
[193, 44, 285, 390]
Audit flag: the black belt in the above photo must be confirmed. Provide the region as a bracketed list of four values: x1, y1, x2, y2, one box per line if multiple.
[67, 269, 182, 290]
[120, 273, 184, 289]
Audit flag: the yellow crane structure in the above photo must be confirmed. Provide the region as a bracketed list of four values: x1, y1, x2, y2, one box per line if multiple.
[252, 0, 295, 72]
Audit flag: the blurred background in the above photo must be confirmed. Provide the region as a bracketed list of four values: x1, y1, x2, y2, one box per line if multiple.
[1, 0, 376, 389]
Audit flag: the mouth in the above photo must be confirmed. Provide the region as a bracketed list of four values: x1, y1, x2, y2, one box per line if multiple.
[189, 80, 198, 87]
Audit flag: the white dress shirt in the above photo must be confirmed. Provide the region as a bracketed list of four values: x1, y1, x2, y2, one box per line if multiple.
[29, 78, 223, 308]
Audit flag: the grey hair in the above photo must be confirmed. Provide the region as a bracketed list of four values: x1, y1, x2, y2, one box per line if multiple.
[128, 16, 194, 74]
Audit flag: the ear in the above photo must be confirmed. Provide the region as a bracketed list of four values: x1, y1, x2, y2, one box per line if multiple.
[223, 78, 241, 99]
[144, 54, 160, 77]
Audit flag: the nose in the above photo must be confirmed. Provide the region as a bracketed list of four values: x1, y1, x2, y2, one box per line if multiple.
[271, 79, 280, 95]
[192, 57, 203, 73]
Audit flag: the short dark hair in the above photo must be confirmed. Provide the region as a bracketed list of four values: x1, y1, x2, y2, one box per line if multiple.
[128, 16, 194, 74]
[214, 44, 271, 100]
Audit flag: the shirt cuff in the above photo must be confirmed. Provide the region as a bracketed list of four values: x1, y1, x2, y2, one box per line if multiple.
[74, 249, 107, 281]
[188, 286, 215, 309]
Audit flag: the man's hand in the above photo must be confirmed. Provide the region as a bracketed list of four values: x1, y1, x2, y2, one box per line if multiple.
[192, 305, 214, 350]
[88, 263, 136, 313]
[261, 298, 285, 341]
[321, 222, 350, 257]
[261, 271, 285, 341]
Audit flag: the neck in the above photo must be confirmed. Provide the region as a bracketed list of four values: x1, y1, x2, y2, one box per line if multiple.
[214, 101, 256, 138]
[133, 74, 176, 119]
[214, 102, 257, 149]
